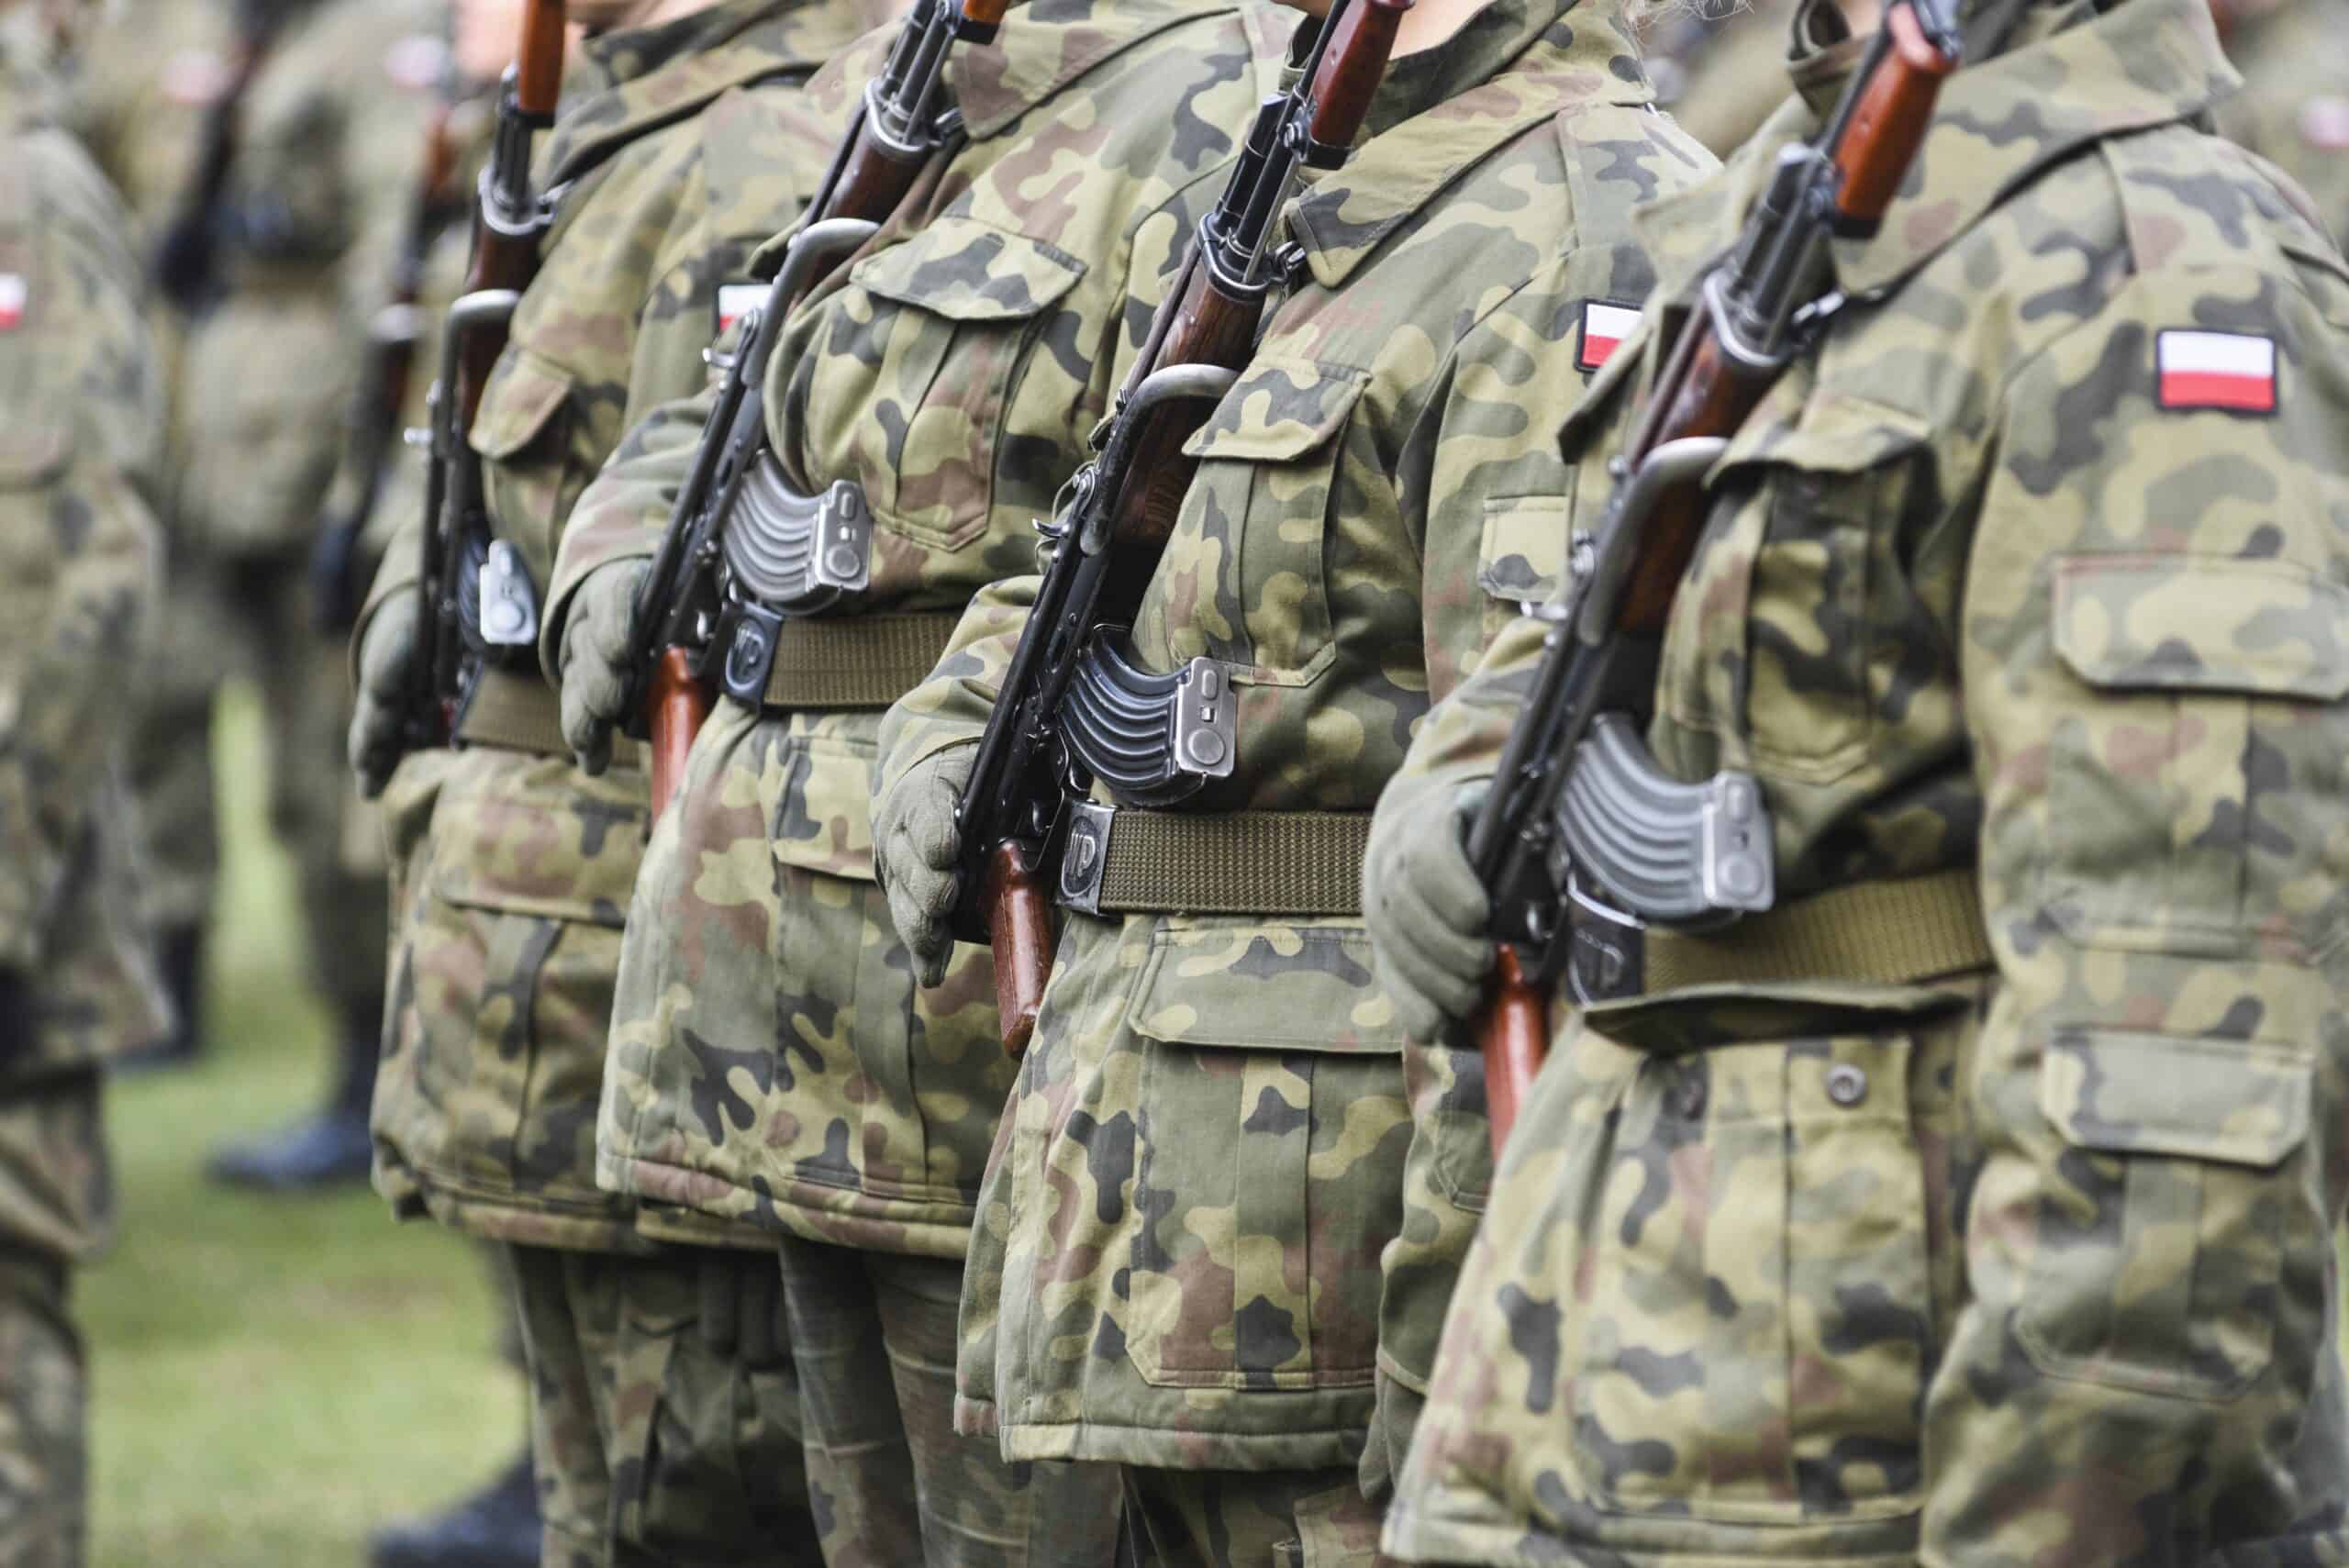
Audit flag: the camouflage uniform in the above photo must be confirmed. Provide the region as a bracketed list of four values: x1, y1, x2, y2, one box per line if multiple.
[1379, 1, 2349, 1562]
[0, 16, 169, 1560]
[2213, 0, 2349, 239]
[874, 1, 1707, 1555]
[355, 2, 886, 1560]
[542, 1, 1312, 1556]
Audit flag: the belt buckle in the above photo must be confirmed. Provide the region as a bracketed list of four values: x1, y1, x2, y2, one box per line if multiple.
[718, 597, 785, 707]
[1056, 800, 1115, 916]
[1564, 873, 1645, 1005]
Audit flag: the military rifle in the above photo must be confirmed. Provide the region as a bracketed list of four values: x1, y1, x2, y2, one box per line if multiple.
[151, 2, 283, 315]
[620, 0, 1012, 817]
[944, 0, 1415, 1056]
[1464, 0, 1962, 1154]
[401, 0, 568, 755]
[312, 97, 470, 632]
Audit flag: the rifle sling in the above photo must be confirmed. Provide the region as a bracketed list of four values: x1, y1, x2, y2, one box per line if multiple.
[750, 612, 963, 713]
[1631, 869, 1993, 995]
[1063, 807, 1372, 917]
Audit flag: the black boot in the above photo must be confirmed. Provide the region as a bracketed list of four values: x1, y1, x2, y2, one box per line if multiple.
[205, 995, 379, 1192]
[116, 923, 206, 1073]
[368, 1452, 540, 1568]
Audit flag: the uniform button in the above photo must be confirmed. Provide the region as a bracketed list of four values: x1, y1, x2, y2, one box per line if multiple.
[1826, 1063, 1868, 1107]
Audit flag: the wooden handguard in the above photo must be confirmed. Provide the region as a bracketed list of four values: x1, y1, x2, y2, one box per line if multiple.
[646, 647, 710, 823]
[1836, 7, 1960, 224]
[515, 0, 568, 113]
[1480, 948, 1548, 1159]
[984, 843, 1053, 1059]
[1306, 0, 1414, 149]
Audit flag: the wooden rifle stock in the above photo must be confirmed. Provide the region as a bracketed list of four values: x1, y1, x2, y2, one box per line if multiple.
[1481, 948, 1547, 1157]
[647, 647, 710, 819]
[983, 843, 1052, 1058]
[1835, 8, 1961, 227]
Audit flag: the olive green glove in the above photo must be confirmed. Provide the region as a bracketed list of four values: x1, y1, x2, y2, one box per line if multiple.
[349, 595, 419, 799]
[557, 562, 646, 777]
[874, 745, 975, 989]
[1362, 780, 1493, 1044]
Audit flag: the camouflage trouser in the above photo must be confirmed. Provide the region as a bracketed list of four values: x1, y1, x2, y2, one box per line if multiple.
[227, 550, 387, 1018]
[507, 1243, 821, 1568]
[1118, 1466, 1388, 1568]
[124, 552, 229, 933]
[0, 1251, 82, 1568]
[774, 1237, 1121, 1567]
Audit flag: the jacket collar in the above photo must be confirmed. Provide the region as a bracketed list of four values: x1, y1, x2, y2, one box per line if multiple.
[1282, 0, 1652, 290]
[952, 0, 1248, 140]
[1633, 0, 2239, 305]
[542, 0, 872, 186]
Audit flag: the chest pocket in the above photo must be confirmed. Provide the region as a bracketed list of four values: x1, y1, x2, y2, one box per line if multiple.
[1151, 358, 1368, 685]
[470, 346, 582, 588]
[796, 217, 1085, 554]
[1662, 388, 1933, 784]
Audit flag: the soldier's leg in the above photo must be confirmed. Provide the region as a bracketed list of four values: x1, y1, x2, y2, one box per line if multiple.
[0, 1251, 83, 1568]
[508, 1245, 617, 1568]
[1119, 1466, 1386, 1568]
[773, 1235, 922, 1568]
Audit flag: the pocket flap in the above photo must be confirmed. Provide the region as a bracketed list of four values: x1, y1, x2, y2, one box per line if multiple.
[1477, 495, 1568, 605]
[1183, 360, 1369, 463]
[2053, 555, 2349, 700]
[1125, 922, 1404, 1053]
[2041, 1029, 2310, 1168]
[430, 762, 645, 929]
[469, 348, 575, 462]
[1712, 384, 1932, 478]
[847, 216, 1086, 322]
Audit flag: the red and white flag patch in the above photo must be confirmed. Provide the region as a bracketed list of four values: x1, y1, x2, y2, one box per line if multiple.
[2157, 329, 2277, 414]
[0, 274, 25, 332]
[1577, 301, 1641, 373]
[715, 283, 765, 341]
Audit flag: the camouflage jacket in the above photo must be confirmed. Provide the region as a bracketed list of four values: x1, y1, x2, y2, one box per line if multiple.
[2214, 0, 2349, 240]
[173, 0, 443, 560]
[544, 0, 1303, 1260]
[1385, 2, 2349, 1562]
[0, 35, 168, 1089]
[363, 0, 877, 1256]
[876, 0, 1710, 1472]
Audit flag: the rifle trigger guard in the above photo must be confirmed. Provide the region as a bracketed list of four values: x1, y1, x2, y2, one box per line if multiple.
[1574, 436, 1727, 646]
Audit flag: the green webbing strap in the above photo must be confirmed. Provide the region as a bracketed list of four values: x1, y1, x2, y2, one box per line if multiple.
[456, 667, 643, 769]
[1640, 867, 1993, 993]
[759, 612, 963, 712]
[1089, 809, 1373, 917]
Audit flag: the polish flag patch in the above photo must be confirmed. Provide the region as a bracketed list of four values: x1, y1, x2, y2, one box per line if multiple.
[2156, 329, 2277, 414]
[715, 283, 765, 341]
[0, 275, 24, 332]
[1577, 300, 1641, 373]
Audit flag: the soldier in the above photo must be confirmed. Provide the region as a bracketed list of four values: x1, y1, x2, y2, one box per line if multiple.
[866, 0, 1710, 1554]
[1360, 0, 2349, 1562]
[1642, 0, 1797, 160]
[173, 0, 446, 1185]
[541, 0, 1317, 1557]
[2212, 0, 2349, 239]
[344, 0, 887, 1560]
[0, 0, 171, 1557]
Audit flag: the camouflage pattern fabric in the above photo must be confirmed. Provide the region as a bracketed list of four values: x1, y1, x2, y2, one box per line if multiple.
[363, 0, 885, 1254]
[2213, 0, 2349, 239]
[507, 1242, 820, 1568]
[0, 1243, 84, 1568]
[1380, 0, 2349, 1561]
[776, 1238, 1124, 1567]
[548, 0, 1300, 1257]
[874, 0, 1709, 1495]
[1120, 1466, 1391, 1568]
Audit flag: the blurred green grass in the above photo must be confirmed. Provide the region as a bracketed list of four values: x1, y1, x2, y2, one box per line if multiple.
[85, 682, 525, 1567]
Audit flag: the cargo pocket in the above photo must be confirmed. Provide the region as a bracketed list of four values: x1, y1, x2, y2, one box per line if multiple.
[1575, 1030, 1933, 1523]
[802, 217, 1085, 552]
[1670, 390, 1932, 783]
[2041, 553, 2349, 952]
[1122, 920, 1408, 1391]
[1475, 491, 1569, 648]
[1160, 360, 1369, 684]
[470, 346, 583, 571]
[2021, 1029, 2310, 1397]
[424, 758, 646, 1189]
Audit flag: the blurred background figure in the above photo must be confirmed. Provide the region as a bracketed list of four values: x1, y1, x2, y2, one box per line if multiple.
[0, 0, 171, 1561]
[1637, 0, 1798, 160]
[2210, 0, 2349, 240]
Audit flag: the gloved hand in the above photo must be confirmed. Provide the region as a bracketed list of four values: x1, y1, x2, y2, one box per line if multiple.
[696, 1251, 787, 1371]
[557, 561, 646, 776]
[349, 595, 419, 799]
[1362, 780, 1493, 1044]
[874, 745, 975, 988]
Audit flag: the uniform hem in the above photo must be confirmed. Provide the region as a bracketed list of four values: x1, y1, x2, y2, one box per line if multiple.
[606, 1151, 978, 1260]
[998, 1416, 1364, 1472]
[410, 1182, 651, 1256]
